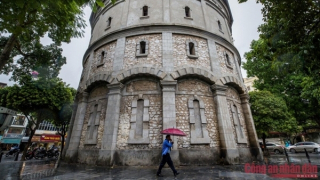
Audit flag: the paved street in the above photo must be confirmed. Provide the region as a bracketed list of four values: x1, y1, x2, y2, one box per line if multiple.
[0, 154, 319, 180]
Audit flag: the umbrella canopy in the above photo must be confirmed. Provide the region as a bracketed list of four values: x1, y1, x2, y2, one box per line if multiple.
[160, 128, 186, 136]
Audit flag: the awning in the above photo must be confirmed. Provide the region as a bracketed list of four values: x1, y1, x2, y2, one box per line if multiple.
[21, 136, 41, 143]
[1, 138, 21, 144]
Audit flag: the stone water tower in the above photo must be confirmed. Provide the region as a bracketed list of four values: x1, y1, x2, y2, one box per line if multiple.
[65, 0, 262, 165]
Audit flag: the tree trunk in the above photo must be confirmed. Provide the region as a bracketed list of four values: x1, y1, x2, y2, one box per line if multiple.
[21, 129, 35, 161]
[60, 131, 65, 160]
[0, 34, 17, 71]
[262, 133, 269, 156]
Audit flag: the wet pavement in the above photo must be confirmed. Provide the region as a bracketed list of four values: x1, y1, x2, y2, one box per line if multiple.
[40, 162, 320, 180]
[0, 154, 320, 180]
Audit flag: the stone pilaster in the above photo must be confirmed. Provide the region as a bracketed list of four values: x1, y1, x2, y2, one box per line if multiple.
[163, 0, 170, 23]
[240, 94, 263, 161]
[62, 98, 79, 158]
[99, 83, 123, 165]
[112, 38, 126, 74]
[162, 32, 174, 72]
[208, 40, 222, 75]
[65, 92, 88, 161]
[211, 84, 240, 164]
[160, 80, 179, 163]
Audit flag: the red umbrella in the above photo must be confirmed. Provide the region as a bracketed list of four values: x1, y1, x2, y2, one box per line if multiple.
[160, 128, 186, 136]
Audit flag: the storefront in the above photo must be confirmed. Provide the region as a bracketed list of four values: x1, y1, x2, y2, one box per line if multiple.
[22, 134, 61, 150]
[1, 138, 21, 150]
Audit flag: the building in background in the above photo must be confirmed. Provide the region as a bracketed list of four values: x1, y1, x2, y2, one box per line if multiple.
[1, 113, 27, 150]
[244, 77, 258, 92]
[0, 82, 7, 88]
[21, 120, 62, 150]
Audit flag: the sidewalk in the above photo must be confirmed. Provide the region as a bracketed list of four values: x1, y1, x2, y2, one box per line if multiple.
[42, 162, 320, 180]
[0, 156, 319, 180]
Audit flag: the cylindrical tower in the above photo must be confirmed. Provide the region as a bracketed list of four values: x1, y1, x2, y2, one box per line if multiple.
[65, 0, 262, 165]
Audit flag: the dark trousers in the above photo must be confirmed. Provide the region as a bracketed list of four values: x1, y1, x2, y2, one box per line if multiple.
[157, 153, 177, 174]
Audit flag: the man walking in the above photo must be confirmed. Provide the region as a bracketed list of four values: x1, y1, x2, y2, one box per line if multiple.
[156, 135, 179, 177]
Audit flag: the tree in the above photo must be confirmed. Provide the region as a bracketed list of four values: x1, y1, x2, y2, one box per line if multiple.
[249, 91, 301, 153]
[240, 0, 320, 127]
[0, 36, 67, 82]
[0, 76, 73, 160]
[0, 0, 108, 71]
[50, 87, 76, 159]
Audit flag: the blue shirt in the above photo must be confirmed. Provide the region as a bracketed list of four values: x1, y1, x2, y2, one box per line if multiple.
[161, 139, 173, 155]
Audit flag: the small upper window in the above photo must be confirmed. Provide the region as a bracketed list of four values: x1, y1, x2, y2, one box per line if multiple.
[140, 41, 146, 54]
[186, 40, 198, 59]
[108, 17, 112, 27]
[218, 20, 222, 30]
[143, 6, 148, 16]
[100, 51, 105, 63]
[136, 40, 149, 57]
[185, 6, 191, 17]
[189, 42, 195, 55]
[225, 53, 231, 65]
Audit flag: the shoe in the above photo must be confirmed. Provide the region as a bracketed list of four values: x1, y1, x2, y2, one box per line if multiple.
[157, 174, 163, 177]
[174, 172, 180, 176]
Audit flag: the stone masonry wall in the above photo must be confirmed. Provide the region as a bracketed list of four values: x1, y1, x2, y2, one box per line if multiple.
[216, 43, 238, 76]
[79, 86, 109, 149]
[173, 34, 211, 71]
[176, 79, 219, 149]
[117, 80, 162, 149]
[91, 41, 116, 74]
[78, 57, 90, 93]
[126, 80, 157, 92]
[226, 87, 249, 148]
[123, 34, 162, 70]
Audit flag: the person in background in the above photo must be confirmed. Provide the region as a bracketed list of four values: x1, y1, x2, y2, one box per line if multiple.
[156, 135, 179, 177]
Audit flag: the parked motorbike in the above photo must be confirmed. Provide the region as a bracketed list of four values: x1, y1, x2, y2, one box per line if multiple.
[25, 147, 38, 160]
[5, 146, 20, 157]
[34, 147, 47, 159]
[47, 146, 59, 159]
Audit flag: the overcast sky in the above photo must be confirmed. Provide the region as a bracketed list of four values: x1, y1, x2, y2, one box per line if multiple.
[0, 1, 263, 89]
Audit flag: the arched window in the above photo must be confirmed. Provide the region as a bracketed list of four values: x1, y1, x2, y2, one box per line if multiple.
[189, 42, 195, 55]
[188, 96, 210, 144]
[218, 20, 222, 30]
[128, 98, 150, 144]
[143, 6, 148, 16]
[108, 17, 112, 27]
[100, 51, 105, 63]
[230, 103, 246, 143]
[140, 41, 146, 54]
[185, 6, 191, 17]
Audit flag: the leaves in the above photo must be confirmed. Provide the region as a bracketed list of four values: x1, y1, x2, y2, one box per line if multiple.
[0, 0, 106, 70]
[249, 91, 301, 137]
[242, 0, 320, 127]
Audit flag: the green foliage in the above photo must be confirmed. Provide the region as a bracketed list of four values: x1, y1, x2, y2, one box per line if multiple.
[0, 77, 73, 118]
[249, 91, 301, 137]
[0, 0, 106, 71]
[0, 76, 73, 160]
[0, 36, 66, 82]
[241, 0, 320, 127]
